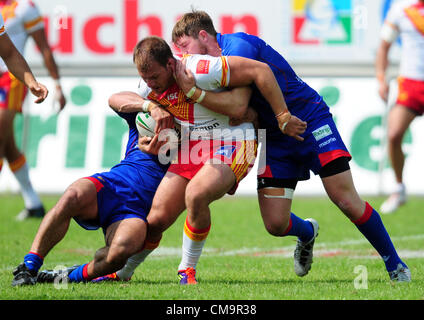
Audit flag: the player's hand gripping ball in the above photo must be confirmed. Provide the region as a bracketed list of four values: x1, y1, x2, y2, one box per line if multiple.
[136, 112, 156, 137]
[136, 112, 182, 144]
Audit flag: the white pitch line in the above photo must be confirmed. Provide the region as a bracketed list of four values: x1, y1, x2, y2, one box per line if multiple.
[2, 234, 423, 272]
[149, 233, 424, 258]
[149, 248, 424, 259]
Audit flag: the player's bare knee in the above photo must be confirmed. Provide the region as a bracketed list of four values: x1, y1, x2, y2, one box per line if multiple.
[387, 130, 404, 146]
[263, 217, 290, 237]
[185, 186, 209, 211]
[147, 210, 170, 236]
[106, 244, 133, 268]
[149, 202, 171, 222]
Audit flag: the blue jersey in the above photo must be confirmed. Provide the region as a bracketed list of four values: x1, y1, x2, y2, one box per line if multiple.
[217, 32, 330, 139]
[75, 110, 169, 232]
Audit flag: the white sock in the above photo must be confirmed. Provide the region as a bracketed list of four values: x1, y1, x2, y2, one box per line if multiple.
[116, 251, 151, 280]
[178, 218, 210, 271]
[11, 159, 42, 209]
[395, 183, 406, 195]
[116, 239, 160, 280]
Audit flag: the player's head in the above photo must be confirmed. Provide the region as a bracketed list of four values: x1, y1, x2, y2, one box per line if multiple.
[172, 10, 217, 55]
[133, 36, 176, 94]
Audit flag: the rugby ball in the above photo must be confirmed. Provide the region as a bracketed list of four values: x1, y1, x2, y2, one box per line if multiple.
[136, 112, 156, 137]
[136, 111, 182, 144]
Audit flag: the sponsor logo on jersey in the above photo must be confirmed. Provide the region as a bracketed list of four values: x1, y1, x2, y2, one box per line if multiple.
[196, 60, 210, 74]
[191, 121, 221, 132]
[214, 145, 236, 159]
[167, 91, 179, 101]
[312, 124, 333, 141]
[319, 137, 336, 148]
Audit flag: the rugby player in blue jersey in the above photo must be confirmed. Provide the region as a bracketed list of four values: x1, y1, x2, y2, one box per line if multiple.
[170, 10, 410, 282]
[11, 95, 172, 286]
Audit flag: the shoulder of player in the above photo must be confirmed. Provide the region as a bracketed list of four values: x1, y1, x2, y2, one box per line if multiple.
[15, 0, 42, 20]
[184, 53, 217, 62]
[219, 32, 261, 58]
[184, 54, 223, 72]
[220, 31, 256, 42]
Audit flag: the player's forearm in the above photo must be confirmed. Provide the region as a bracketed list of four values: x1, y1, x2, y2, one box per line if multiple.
[227, 57, 289, 117]
[251, 64, 294, 131]
[192, 86, 252, 119]
[9, 54, 39, 88]
[31, 29, 61, 82]
[253, 64, 289, 116]
[41, 48, 60, 81]
[109, 91, 144, 113]
[109, 91, 160, 113]
[375, 41, 391, 84]
[1, 47, 37, 87]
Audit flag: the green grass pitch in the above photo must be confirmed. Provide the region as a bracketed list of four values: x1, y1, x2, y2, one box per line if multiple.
[1, 194, 423, 301]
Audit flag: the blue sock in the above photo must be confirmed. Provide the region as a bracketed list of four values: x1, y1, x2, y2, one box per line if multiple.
[353, 202, 406, 272]
[68, 264, 89, 283]
[283, 213, 314, 242]
[24, 252, 43, 273]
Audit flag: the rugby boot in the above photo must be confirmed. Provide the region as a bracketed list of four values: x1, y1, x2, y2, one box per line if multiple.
[11, 263, 37, 286]
[16, 206, 46, 221]
[91, 272, 131, 283]
[389, 263, 411, 283]
[380, 192, 407, 214]
[37, 265, 80, 283]
[178, 267, 197, 285]
[294, 218, 319, 277]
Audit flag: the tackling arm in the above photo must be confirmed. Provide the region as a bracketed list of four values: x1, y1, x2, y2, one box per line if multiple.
[108, 91, 150, 113]
[196, 86, 252, 119]
[174, 59, 251, 119]
[108, 91, 174, 133]
[176, 56, 306, 140]
[108, 91, 172, 155]
[220, 56, 306, 140]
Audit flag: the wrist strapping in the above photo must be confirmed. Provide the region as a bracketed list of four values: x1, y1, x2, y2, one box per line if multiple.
[275, 111, 291, 133]
[186, 86, 197, 98]
[280, 121, 289, 133]
[196, 90, 206, 103]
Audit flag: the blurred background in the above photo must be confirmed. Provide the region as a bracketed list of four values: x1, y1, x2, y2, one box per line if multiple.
[1, 0, 423, 197]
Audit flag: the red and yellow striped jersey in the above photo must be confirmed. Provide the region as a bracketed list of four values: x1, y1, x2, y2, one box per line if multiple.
[138, 54, 255, 141]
